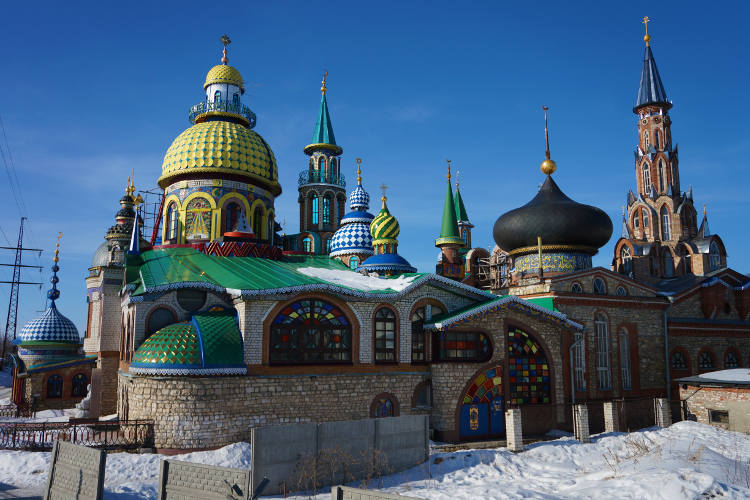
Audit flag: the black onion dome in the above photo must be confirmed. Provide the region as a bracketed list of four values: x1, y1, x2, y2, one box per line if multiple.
[493, 175, 612, 254]
[116, 206, 135, 219]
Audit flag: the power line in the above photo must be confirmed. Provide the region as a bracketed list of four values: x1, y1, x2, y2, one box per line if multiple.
[0, 114, 28, 217]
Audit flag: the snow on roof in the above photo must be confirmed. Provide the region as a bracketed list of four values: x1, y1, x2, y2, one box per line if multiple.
[297, 267, 418, 292]
[697, 368, 750, 383]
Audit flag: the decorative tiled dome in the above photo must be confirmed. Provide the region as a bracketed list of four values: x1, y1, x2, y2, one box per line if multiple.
[91, 241, 110, 268]
[370, 201, 400, 242]
[17, 303, 80, 344]
[158, 120, 280, 193]
[349, 186, 369, 210]
[330, 221, 374, 257]
[204, 64, 244, 92]
[130, 311, 246, 376]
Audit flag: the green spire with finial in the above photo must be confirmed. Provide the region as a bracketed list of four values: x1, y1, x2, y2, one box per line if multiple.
[436, 160, 464, 247]
[311, 70, 337, 146]
[454, 170, 470, 223]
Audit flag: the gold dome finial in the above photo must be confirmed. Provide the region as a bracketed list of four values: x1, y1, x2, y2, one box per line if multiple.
[380, 182, 388, 206]
[446, 159, 452, 180]
[53, 232, 62, 263]
[220, 34, 231, 64]
[125, 174, 135, 197]
[321, 70, 328, 95]
[356, 157, 362, 185]
[540, 106, 557, 175]
[703, 203, 707, 216]
[642, 16, 651, 46]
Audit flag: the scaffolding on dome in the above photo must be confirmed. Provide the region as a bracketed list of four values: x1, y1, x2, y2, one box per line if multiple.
[136, 187, 164, 246]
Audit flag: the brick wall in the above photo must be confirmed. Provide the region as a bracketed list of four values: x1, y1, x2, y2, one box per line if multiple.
[679, 384, 750, 430]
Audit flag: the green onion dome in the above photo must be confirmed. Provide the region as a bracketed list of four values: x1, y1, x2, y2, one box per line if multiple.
[158, 120, 280, 194]
[370, 198, 400, 244]
[130, 311, 246, 376]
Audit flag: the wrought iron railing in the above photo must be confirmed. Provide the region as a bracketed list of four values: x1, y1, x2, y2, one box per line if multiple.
[189, 101, 257, 128]
[298, 170, 346, 188]
[0, 419, 154, 451]
[0, 402, 32, 419]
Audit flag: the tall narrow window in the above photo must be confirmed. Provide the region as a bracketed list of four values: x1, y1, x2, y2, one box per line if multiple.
[725, 351, 739, 369]
[621, 246, 632, 275]
[654, 130, 661, 150]
[225, 203, 241, 232]
[411, 304, 443, 363]
[573, 331, 586, 391]
[254, 207, 263, 238]
[642, 163, 651, 193]
[167, 203, 178, 240]
[595, 313, 611, 390]
[311, 196, 319, 225]
[663, 250, 674, 277]
[699, 350, 715, 371]
[660, 206, 671, 241]
[671, 350, 687, 370]
[643, 131, 650, 150]
[633, 213, 640, 229]
[349, 255, 359, 270]
[72, 373, 88, 397]
[709, 242, 721, 271]
[47, 375, 63, 398]
[323, 197, 331, 225]
[303, 237, 312, 253]
[643, 209, 649, 228]
[619, 329, 632, 390]
[658, 161, 665, 192]
[593, 278, 607, 295]
[374, 307, 396, 362]
[232, 93, 239, 105]
[214, 90, 221, 102]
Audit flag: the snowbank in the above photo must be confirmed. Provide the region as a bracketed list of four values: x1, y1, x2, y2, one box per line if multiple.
[298, 267, 418, 292]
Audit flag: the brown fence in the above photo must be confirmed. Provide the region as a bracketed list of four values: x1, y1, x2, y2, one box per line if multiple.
[0, 402, 33, 419]
[0, 419, 154, 451]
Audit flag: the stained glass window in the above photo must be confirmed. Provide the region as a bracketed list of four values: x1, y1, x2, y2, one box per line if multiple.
[437, 331, 491, 362]
[374, 307, 396, 362]
[270, 299, 351, 364]
[47, 375, 63, 398]
[463, 365, 503, 404]
[508, 328, 550, 404]
[374, 398, 394, 418]
[72, 373, 88, 397]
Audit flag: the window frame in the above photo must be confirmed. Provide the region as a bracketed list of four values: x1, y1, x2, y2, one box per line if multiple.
[71, 373, 88, 397]
[435, 330, 491, 363]
[410, 303, 445, 363]
[593, 278, 607, 295]
[595, 313, 611, 391]
[570, 282, 583, 294]
[619, 328, 632, 391]
[46, 375, 63, 399]
[374, 307, 397, 363]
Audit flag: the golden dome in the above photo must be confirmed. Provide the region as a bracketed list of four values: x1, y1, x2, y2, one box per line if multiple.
[204, 64, 244, 93]
[159, 120, 280, 194]
[540, 158, 557, 175]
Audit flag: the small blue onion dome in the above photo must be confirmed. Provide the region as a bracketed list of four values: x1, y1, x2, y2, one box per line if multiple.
[330, 220, 374, 257]
[358, 253, 416, 274]
[349, 161, 370, 211]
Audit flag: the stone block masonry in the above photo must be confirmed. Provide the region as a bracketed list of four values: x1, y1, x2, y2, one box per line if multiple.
[573, 404, 590, 443]
[505, 408, 523, 452]
[603, 401, 619, 433]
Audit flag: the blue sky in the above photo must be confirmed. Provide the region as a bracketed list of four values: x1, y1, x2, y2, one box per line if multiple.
[0, 1, 748, 334]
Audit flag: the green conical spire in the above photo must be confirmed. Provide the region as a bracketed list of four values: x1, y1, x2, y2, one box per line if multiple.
[436, 162, 463, 247]
[311, 93, 337, 145]
[454, 175, 469, 224]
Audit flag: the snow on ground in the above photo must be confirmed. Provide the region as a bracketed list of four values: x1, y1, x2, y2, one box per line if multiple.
[698, 368, 750, 383]
[0, 421, 749, 499]
[298, 267, 418, 292]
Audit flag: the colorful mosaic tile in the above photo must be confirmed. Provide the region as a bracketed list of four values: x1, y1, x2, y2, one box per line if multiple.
[508, 328, 550, 404]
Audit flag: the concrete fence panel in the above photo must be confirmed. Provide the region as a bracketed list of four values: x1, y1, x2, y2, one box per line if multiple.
[44, 440, 106, 500]
[374, 415, 428, 472]
[331, 485, 418, 499]
[250, 421, 316, 496]
[157, 459, 250, 500]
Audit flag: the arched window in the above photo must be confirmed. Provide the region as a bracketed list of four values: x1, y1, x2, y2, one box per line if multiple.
[643, 131, 650, 150]
[698, 350, 716, 371]
[232, 93, 239, 105]
[349, 256, 359, 270]
[508, 328, 550, 404]
[71, 373, 88, 397]
[573, 331, 586, 391]
[311, 196, 319, 225]
[374, 307, 397, 362]
[46, 375, 63, 398]
[633, 213, 640, 229]
[663, 250, 674, 278]
[616, 286, 627, 296]
[619, 329, 632, 390]
[660, 206, 671, 241]
[303, 237, 312, 253]
[724, 350, 739, 369]
[323, 196, 331, 225]
[654, 130, 661, 150]
[658, 161, 665, 192]
[371, 394, 398, 418]
[621, 246, 632, 275]
[317, 156, 325, 173]
[269, 299, 352, 364]
[437, 331, 491, 362]
[214, 90, 221, 102]
[324, 239, 331, 253]
[147, 307, 176, 338]
[253, 207, 264, 238]
[671, 350, 688, 370]
[410, 304, 444, 362]
[642, 208, 649, 229]
[642, 163, 651, 193]
[570, 282, 583, 294]
[593, 278, 607, 295]
[709, 242, 721, 271]
[167, 203, 178, 241]
[595, 313, 611, 390]
[225, 202, 242, 233]
[185, 197, 212, 241]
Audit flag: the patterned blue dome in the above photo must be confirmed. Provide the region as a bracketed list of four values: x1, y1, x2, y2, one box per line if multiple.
[358, 253, 416, 274]
[17, 303, 80, 344]
[349, 185, 370, 211]
[330, 220, 374, 257]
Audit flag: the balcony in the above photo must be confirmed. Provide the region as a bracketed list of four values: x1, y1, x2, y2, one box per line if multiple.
[298, 170, 346, 188]
[189, 101, 257, 128]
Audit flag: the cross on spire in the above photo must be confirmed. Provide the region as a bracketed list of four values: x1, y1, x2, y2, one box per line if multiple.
[380, 182, 388, 202]
[446, 159, 452, 180]
[321, 70, 328, 95]
[642, 16, 651, 46]
[221, 34, 231, 64]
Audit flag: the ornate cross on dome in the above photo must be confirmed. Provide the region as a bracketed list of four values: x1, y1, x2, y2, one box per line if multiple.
[540, 106, 557, 175]
[321, 70, 328, 95]
[380, 183, 388, 201]
[221, 34, 231, 64]
[642, 16, 651, 46]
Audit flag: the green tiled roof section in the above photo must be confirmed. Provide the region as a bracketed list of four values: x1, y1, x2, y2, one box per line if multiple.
[430, 295, 557, 324]
[436, 180, 462, 246]
[455, 186, 469, 223]
[132, 323, 201, 366]
[312, 94, 337, 145]
[192, 312, 244, 366]
[133, 247, 429, 295]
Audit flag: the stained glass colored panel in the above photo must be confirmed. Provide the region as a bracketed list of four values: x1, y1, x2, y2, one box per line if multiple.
[508, 328, 550, 404]
[463, 365, 503, 404]
[375, 398, 393, 418]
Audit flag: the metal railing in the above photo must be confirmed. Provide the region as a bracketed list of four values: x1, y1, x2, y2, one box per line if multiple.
[0, 419, 154, 451]
[298, 170, 346, 188]
[189, 101, 257, 128]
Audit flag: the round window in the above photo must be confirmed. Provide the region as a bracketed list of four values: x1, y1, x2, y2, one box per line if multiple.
[176, 290, 207, 312]
[616, 286, 627, 297]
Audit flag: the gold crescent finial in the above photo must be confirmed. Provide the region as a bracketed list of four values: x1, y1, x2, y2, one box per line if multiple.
[446, 159, 452, 180]
[642, 16, 651, 46]
[456, 170, 460, 189]
[321, 70, 328, 95]
[220, 34, 231, 64]
[355, 158, 362, 184]
[540, 106, 557, 175]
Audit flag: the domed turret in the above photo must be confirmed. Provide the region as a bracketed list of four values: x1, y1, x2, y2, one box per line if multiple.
[493, 108, 612, 276]
[329, 159, 375, 268]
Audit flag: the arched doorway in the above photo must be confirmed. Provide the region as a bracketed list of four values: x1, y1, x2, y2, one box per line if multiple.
[459, 365, 504, 439]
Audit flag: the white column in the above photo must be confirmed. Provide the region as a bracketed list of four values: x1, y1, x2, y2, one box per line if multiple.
[505, 408, 523, 452]
[654, 398, 671, 428]
[573, 404, 590, 443]
[603, 401, 619, 433]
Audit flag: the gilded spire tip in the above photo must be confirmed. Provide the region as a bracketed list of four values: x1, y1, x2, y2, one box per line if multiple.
[220, 34, 231, 64]
[446, 159, 452, 180]
[321, 70, 328, 95]
[380, 182, 388, 206]
[642, 16, 651, 46]
[456, 170, 460, 189]
[356, 157, 362, 185]
[540, 106, 557, 175]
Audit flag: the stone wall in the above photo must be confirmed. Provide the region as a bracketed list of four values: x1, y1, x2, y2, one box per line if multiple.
[680, 384, 750, 432]
[119, 370, 429, 450]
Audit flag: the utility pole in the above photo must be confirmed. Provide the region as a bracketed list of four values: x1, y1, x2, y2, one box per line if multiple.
[0, 217, 43, 369]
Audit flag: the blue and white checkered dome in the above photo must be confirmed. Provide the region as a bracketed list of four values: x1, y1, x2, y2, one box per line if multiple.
[18, 303, 80, 344]
[330, 221, 374, 257]
[349, 185, 370, 211]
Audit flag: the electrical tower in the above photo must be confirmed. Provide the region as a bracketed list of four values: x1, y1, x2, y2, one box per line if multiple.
[0, 217, 43, 368]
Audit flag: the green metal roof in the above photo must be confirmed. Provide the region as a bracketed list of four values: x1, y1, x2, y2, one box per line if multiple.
[436, 179, 463, 247]
[311, 94, 336, 146]
[454, 185, 470, 223]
